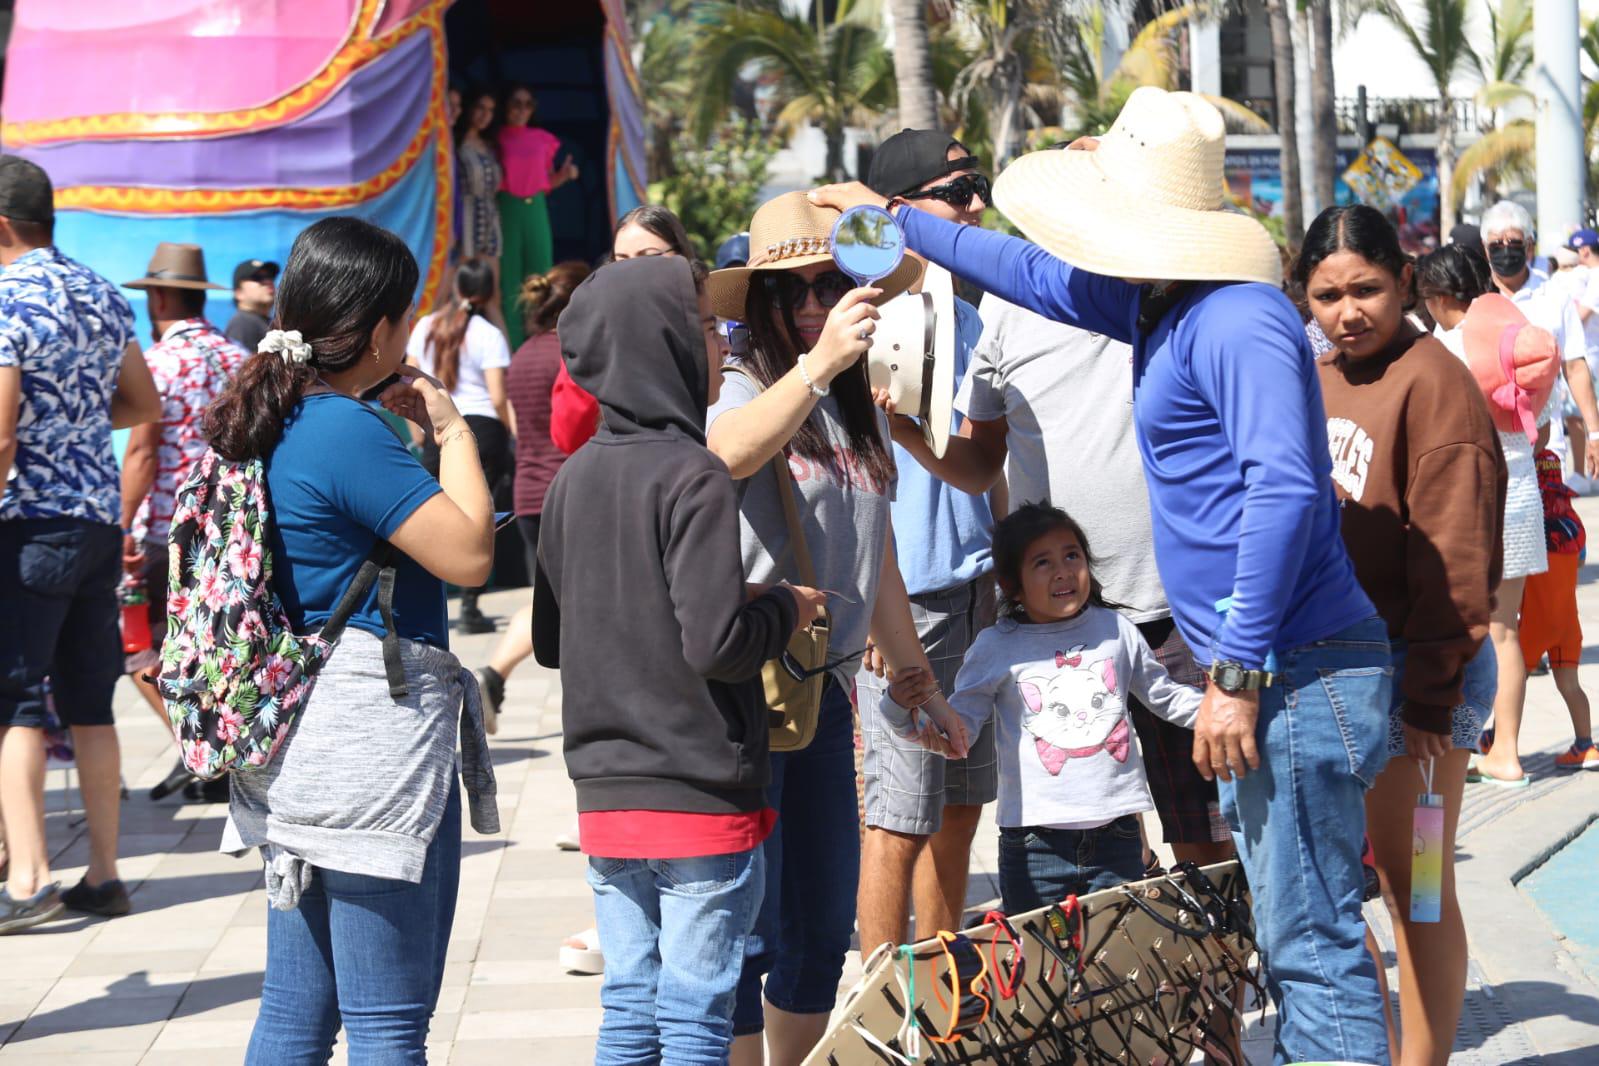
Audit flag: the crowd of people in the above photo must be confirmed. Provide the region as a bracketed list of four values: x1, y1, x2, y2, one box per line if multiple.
[2, 81, 1598, 1066]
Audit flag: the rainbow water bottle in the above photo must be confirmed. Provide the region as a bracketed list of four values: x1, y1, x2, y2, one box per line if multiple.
[1410, 787, 1445, 924]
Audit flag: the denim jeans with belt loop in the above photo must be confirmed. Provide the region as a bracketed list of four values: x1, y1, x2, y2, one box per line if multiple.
[1217, 615, 1393, 1066]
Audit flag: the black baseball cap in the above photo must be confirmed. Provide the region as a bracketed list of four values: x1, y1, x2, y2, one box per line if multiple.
[866, 129, 980, 199]
[232, 258, 279, 287]
[1448, 222, 1482, 250]
[0, 155, 55, 224]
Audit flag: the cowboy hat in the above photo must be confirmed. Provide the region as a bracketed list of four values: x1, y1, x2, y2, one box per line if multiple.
[123, 242, 225, 291]
[991, 87, 1281, 286]
[708, 191, 922, 321]
[867, 263, 957, 458]
[1460, 292, 1559, 439]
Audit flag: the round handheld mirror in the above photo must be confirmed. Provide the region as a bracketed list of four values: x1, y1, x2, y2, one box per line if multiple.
[829, 204, 906, 287]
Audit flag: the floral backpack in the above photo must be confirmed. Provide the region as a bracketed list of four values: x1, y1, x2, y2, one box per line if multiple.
[155, 449, 404, 779]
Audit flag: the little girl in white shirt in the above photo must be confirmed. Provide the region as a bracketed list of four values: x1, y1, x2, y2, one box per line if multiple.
[885, 502, 1200, 913]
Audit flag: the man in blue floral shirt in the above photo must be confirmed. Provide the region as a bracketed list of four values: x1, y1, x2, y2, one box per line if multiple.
[0, 156, 161, 932]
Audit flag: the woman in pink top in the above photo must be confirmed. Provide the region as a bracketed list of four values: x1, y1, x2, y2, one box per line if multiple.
[498, 84, 580, 347]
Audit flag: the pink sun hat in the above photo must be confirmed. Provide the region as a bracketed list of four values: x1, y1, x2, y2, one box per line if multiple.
[1460, 293, 1560, 440]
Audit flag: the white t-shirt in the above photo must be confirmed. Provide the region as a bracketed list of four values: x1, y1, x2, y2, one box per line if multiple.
[958, 296, 1168, 622]
[406, 312, 511, 421]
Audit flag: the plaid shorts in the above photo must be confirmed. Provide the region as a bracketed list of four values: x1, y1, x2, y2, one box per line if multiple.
[1130, 618, 1230, 845]
[859, 576, 999, 835]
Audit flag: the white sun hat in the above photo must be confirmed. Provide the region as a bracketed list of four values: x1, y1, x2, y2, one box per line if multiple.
[991, 87, 1282, 286]
[866, 262, 957, 458]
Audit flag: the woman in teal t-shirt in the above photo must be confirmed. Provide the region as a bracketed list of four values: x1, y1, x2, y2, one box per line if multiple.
[202, 217, 497, 1063]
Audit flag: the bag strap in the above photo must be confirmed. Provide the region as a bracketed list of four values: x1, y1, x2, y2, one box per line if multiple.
[316, 540, 409, 699]
[724, 364, 817, 588]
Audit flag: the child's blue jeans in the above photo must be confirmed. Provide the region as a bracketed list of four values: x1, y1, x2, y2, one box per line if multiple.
[589, 846, 766, 1065]
[996, 814, 1147, 914]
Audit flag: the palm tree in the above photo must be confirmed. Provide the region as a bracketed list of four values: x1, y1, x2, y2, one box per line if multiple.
[1056, 4, 1269, 140]
[1454, 8, 1595, 209]
[1309, 1, 1340, 212]
[1351, 0, 1478, 235]
[948, 0, 1075, 168]
[692, 0, 896, 181]
[890, 0, 940, 130]
[637, 2, 700, 182]
[1266, 0, 1303, 243]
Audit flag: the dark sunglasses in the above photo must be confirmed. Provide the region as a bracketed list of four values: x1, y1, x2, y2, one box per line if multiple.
[762, 269, 852, 310]
[903, 173, 992, 209]
[779, 646, 865, 682]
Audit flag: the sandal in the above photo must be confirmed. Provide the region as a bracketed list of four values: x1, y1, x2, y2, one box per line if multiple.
[559, 926, 604, 974]
[1466, 765, 1530, 788]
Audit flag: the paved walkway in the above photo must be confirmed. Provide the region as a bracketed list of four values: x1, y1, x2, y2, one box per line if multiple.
[6, 506, 1599, 1063]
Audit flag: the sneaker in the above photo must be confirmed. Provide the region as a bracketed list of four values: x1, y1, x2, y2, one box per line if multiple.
[181, 777, 231, 804]
[456, 606, 496, 635]
[0, 883, 64, 934]
[1555, 741, 1599, 771]
[477, 667, 503, 737]
[150, 757, 196, 801]
[61, 876, 131, 918]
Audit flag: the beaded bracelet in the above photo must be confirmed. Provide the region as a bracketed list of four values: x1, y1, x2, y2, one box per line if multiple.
[797, 351, 828, 398]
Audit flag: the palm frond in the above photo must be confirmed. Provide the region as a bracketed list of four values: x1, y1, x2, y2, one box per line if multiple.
[1451, 118, 1533, 202]
[1476, 79, 1531, 111]
[1202, 94, 1274, 133]
[1111, 6, 1198, 94]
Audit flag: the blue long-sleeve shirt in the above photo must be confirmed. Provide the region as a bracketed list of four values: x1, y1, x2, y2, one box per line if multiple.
[897, 209, 1373, 668]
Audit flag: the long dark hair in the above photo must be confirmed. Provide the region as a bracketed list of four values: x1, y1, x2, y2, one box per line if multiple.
[1415, 243, 1494, 304]
[453, 87, 501, 164]
[519, 260, 591, 336]
[205, 217, 418, 461]
[427, 257, 497, 391]
[991, 502, 1122, 621]
[742, 277, 894, 492]
[1293, 204, 1413, 300]
[613, 205, 698, 260]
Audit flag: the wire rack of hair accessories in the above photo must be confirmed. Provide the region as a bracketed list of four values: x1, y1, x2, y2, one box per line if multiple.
[803, 861, 1261, 1066]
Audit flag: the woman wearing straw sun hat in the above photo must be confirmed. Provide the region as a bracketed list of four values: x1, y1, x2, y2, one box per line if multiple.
[814, 87, 1392, 1065]
[703, 190, 970, 1065]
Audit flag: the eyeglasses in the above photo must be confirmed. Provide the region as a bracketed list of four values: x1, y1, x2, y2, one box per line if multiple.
[779, 646, 865, 682]
[903, 173, 992, 210]
[1486, 238, 1526, 250]
[761, 269, 852, 310]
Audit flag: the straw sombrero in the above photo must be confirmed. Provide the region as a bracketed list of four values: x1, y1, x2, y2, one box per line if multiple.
[992, 87, 1281, 286]
[708, 191, 922, 321]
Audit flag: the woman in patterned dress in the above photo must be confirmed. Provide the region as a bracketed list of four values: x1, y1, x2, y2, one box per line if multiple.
[455, 89, 503, 265]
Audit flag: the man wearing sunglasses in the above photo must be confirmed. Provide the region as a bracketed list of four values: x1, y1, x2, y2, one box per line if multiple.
[854, 129, 999, 959]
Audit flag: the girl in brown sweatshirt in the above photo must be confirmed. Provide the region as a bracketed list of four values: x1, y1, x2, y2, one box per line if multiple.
[1296, 204, 1506, 1066]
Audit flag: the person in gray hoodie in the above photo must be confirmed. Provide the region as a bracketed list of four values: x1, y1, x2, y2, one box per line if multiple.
[533, 255, 824, 1063]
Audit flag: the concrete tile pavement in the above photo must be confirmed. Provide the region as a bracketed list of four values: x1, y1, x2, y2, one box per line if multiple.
[5, 498, 1599, 1063]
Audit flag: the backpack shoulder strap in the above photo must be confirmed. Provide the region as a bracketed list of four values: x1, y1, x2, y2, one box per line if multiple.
[317, 541, 408, 699]
[722, 363, 817, 588]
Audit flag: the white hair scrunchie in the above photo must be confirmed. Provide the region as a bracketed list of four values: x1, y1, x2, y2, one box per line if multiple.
[259, 329, 313, 366]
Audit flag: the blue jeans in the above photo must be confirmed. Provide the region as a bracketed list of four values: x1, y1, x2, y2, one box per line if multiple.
[732, 679, 859, 1034]
[588, 847, 765, 1064]
[246, 783, 462, 1065]
[1218, 617, 1392, 1066]
[996, 814, 1146, 914]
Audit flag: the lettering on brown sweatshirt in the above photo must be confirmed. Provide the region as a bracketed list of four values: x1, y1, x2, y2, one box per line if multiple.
[1317, 328, 1507, 734]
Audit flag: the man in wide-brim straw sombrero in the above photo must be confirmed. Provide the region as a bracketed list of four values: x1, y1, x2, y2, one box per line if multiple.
[814, 87, 1392, 1065]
